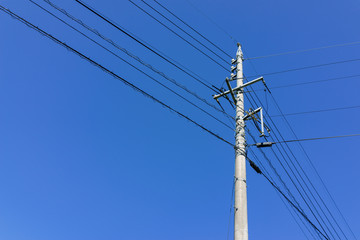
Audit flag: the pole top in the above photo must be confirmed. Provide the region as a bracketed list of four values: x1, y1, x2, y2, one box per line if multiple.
[236, 43, 243, 59]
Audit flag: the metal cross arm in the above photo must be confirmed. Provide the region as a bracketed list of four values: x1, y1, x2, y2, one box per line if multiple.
[213, 76, 264, 100]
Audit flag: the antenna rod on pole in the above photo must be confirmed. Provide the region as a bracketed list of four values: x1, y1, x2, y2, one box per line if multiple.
[234, 43, 248, 240]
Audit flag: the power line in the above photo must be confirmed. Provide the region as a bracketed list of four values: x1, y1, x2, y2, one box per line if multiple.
[248, 148, 319, 240]
[245, 92, 336, 239]
[247, 150, 311, 240]
[30, 0, 234, 131]
[245, 57, 360, 79]
[258, 133, 360, 145]
[246, 71, 355, 239]
[245, 156, 329, 240]
[74, 0, 219, 92]
[38, 0, 236, 123]
[244, 52, 357, 240]
[152, 0, 232, 59]
[268, 87, 359, 240]
[271, 105, 360, 117]
[184, 0, 238, 45]
[242, 65, 345, 239]
[246, 79, 350, 239]
[139, 0, 231, 63]
[245, 53, 359, 240]
[127, 0, 230, 71]
[269, 74, 360, 90]
[265, 88, 353, 240]
[245, 41, 360, 60]
[0, 4, 234, 147]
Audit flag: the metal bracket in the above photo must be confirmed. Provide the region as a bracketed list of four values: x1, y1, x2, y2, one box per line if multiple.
[243, 107, 270, 137]
[213, 77, 264, 100]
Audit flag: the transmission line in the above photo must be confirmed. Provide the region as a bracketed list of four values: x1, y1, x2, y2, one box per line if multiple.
[74, 0, 219, 92]
[244, 47, 355, 239]
[42, 0, 235, 120]
[247, 127, 332, 240]
[248, 148, 319, 240]
[0, 5, 234, 147]
[244, 87, 341, 239]
[139, 0, 231, 62]
[267, 89, 358, 240]
[244, 57, 360, 79]
[30, 0, 235, 131]
[271, 105, 360, 117]
[245, 154, 329, 239]
[269, 74, 360, 90]
[245, 41, 360, 60]
[152, 0, 232, 59]
[257, 133, 360, 145]
[127, 0, 230, 71]
[184, 0, 238, 45]
[246, 84, 350, 239]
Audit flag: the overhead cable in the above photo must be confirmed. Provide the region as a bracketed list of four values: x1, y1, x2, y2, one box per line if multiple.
[248, 149, 319, 240]
[271, 105, 360, 117]
[30, 0, 234, 131]
[245, 53, 357, 240]
[0, 5, 233, 147]
[256, 133, 360, 145]
[245, 41, 360, 60]
[74, 0, 219, 92]
[251, 53, 357, 240]
[248, 83, 348, 239]
[246, 156, 329, 240]
[36, 0, 233, 125]
[128, 0, 230, 71]
[245, 58, 360, 79]
[139, 0, 231, 62]
[152, 0, 232, 59]
[246, 96, 334, 239]
[269, 74, 360, 90]
[184, 0, 238, 45]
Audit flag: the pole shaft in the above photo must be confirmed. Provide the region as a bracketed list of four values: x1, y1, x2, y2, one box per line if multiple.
[234, 44, 248, 240]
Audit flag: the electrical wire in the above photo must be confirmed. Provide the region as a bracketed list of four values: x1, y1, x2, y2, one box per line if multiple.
[243, 74, 360, 93]
[127, 0, 230, 71]
[271, 105, 360, 117]
[248, 148, 319, 240]
[42, 0, 234, 120]
[184, 0, 238, 45]
[269, 74, 360, 90]
[30, 0, 236, 132]
[247, 88, 350, 239]
[246, 127, 330, 239]
[256, 162, 330, 240]
[268, 90, 358, 240]
[244, 87, 338, 239]
[74, 0, 219, 92]
[264, 133, 360, 145]
[177, 2, 354, 236]
[139, 0, 231, 63]
[0, 5, 234, 147]
[245, 41, 360, 60]
[244, 47, 354, 239]
[29, 0, 235, 131]
[152, 0, 232, 59]
[245, 57, 360, 79]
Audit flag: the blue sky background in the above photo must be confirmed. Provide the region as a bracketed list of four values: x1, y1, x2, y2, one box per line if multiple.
[0, 0, 359, 239]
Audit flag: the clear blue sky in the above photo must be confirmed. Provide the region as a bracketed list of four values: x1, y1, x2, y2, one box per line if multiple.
[0, 0, 359, 239]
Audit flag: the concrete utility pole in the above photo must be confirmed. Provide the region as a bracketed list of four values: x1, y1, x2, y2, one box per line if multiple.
[234, 43, 248, 240]
[214, 44, 266, 240]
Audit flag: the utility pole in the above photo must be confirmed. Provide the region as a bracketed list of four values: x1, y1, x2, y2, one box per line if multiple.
[233, 43, 248, 240]
[213, 44, 268, 240]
